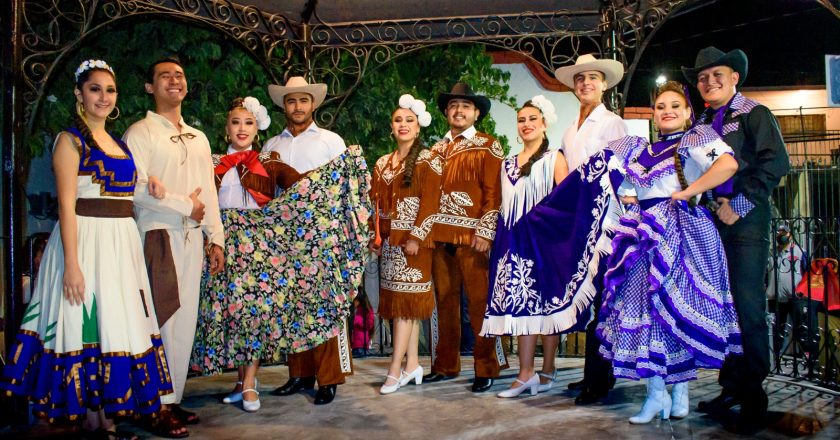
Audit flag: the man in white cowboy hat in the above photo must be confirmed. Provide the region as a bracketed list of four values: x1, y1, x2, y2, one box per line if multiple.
[682, 46, 789, 434]
[262, 76, 350, 405]
[553, 53, 628, 405]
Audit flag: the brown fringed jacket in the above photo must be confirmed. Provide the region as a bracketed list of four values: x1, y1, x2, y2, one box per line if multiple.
[211, 150, 301, 205]
[370, 148, 444, 248]
[429, 130, 504, 245]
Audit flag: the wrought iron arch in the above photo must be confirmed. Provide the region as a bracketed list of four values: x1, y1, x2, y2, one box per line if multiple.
[18, 0, 302, 135]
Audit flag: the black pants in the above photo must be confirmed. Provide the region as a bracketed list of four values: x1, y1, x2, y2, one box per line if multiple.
[717, 206, 771, 399]
[583, 267, 612, 392]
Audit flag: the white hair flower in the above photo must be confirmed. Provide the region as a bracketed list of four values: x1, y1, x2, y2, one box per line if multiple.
[242, 96, 271, 130]
[529, 94, 558, 126]
[74, 59, 115, 82]
[398, 93, 432, 127]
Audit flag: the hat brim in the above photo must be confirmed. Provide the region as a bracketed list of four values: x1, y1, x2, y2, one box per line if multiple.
[436, 93, 492, 122]
[681, 49, 748, 87]
[268, 83, 327, 109]
[554, 59, 624, 90]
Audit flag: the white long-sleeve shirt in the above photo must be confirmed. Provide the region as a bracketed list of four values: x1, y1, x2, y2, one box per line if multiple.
[262, 121, 346, 173]
[560, 103, 627, 171]
[123, 111, 224, 247]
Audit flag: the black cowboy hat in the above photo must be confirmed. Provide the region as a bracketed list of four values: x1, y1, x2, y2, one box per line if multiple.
[681, 46, 748, 87]
[437, 82, 492, 122]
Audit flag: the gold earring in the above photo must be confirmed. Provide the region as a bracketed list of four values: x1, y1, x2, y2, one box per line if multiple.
[107, 106, 120, 121]
[224, 134, 231, 143]
[76, 102, 85, 116]
[255, 133, 260, 143]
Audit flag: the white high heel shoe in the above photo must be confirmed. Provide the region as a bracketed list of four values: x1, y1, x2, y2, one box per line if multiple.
[223, 381, 243, 404]
[670, 382, 689, 419]
[242, 388, 261, 412]
[497, 374, 539, 398]
[380, 375, 401, 395]
[399, 366, 423, 386]
[629, 376, 671, 424]
[537, 371, 556, 392]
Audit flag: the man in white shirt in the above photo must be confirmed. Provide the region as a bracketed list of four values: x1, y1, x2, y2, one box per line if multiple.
[263, 76, 350, 405]
[554, 53, 627, 405]
[124, 57, 224, 435]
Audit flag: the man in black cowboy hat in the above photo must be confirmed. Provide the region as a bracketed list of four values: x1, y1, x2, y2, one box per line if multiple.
[682, 46, 789, 433]
[424, 81, 509, 392]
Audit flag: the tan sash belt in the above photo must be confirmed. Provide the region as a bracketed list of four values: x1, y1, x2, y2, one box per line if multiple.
[75, 198, 134, 218]
[144, 229, 180, 327]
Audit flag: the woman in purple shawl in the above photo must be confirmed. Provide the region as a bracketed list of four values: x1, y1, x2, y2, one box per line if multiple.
[596, 81, 742, 424]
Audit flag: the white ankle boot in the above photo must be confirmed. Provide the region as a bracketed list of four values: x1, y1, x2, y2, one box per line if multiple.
[670, 382, 689, 419]
[629, 376, 671, 424]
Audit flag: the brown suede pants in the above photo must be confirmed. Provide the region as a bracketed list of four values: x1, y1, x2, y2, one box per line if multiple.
[287, 336, 353, 386]
[431, 244, 508, 377]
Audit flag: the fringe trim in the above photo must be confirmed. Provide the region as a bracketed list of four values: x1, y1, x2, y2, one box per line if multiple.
[501, 153, 556, 226]
[378, 289, 435, 320]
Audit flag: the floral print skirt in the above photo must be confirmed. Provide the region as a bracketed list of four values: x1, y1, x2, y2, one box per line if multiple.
[191, 145, 372, 375]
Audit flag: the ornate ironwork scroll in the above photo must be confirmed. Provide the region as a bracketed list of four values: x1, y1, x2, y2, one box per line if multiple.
[18, 0, 299, 134]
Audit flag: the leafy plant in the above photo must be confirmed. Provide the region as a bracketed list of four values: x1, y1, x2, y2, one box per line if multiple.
[29, 19, 514, 169]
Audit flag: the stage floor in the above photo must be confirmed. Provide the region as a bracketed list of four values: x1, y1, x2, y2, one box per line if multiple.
[6, 356, 840, 439]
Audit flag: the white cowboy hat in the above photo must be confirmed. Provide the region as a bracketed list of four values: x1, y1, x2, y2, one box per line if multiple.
[268, 76, 327, 109]
[554, 54, 624, 90]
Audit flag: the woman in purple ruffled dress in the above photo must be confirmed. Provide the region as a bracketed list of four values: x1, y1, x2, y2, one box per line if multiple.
[597, 81, 742, 424]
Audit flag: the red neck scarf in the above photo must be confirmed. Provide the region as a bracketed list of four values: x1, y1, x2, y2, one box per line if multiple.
[215, 150, 271, 207]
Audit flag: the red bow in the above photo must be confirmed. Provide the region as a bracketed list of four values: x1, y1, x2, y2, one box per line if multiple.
[215, 150, 271, 207]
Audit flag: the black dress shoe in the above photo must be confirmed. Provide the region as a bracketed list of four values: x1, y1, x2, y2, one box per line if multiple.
[697, 391, 741, 414]
[423, 372, 457, 383]
[471, 377, 494, 392]
[567, 379, 585, 391]
[271, 376, 316, 396]
[314, 384, 337, 405]
[574, 387, 608, 405]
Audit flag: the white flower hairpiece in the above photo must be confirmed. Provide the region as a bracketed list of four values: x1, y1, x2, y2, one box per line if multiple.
[241, 96, 271, 130]
[529, 94, 558, 126]
[74, 59, 115, 82]
[398, 94, 432, 127]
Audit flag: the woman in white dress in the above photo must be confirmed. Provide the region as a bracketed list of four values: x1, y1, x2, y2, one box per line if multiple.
[1, 60, 178, 439]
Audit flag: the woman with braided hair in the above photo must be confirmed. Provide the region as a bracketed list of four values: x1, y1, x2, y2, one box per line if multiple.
[369, 94, 442, 395]
[1, 59, 176, 439]
[596, 81, 742, 424]
[479, 96, 571, 398]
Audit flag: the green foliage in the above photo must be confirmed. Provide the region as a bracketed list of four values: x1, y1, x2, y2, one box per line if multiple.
[29, 20, 514, 168]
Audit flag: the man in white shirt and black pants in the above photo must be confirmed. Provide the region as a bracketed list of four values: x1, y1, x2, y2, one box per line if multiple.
[554, 54, 629, 405]
[263, 76, 350, 405]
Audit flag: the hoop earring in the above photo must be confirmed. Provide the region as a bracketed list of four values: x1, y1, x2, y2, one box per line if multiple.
[255, 133, 260, 143]
[516, 136, 522, 144]
[107, 106, 120, 121]
[224, 134, 231, 144]
[76, 102, 85, 117]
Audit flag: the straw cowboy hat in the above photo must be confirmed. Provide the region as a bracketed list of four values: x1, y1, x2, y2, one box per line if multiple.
[554, 54, 624, 89]
[268, 76, 327, 109]
[681, 46, 748, 86]
[437, 82, 492, 122]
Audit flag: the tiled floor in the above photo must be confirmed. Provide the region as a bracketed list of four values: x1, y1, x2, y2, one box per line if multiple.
[5, 356, 839, 439]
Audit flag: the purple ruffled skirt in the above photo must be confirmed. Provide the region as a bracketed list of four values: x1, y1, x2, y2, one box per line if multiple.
[596, 199, 742, 383]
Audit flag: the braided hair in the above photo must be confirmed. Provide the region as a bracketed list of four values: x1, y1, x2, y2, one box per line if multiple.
[73, 67, 116, 153]
[654, 80, 696, 208]
[518, 101, 549, 177]
[401, 136, 425, 187]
